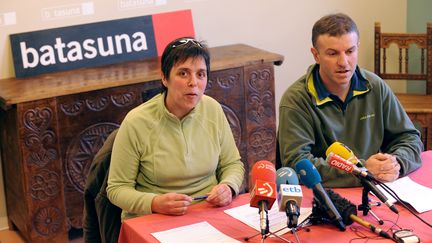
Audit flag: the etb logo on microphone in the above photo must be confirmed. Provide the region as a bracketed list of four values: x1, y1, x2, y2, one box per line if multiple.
[278, 184, 303, 209]
[280, 185, 302, 196]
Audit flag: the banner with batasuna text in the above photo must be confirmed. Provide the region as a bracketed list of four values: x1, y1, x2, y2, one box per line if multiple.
[10, 9, 195, 78]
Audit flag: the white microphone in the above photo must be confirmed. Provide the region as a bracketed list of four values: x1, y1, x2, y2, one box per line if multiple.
[276, 167, 303, 228]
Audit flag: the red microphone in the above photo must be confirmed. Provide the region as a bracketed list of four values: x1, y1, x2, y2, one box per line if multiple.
[326, 152, 372, 179]
[327, 152, 398, 214]
[250, 160, 277, 235]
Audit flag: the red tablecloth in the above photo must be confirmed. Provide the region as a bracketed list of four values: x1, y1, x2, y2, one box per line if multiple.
[119, 151, 432, 243]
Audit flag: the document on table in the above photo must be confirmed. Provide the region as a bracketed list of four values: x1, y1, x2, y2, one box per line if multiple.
[151, 221, 241, 243]
[377, 176, 432, 213]
[224, 202, 312, 236]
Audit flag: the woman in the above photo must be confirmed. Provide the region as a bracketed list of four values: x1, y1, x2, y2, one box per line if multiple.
[107, 37, 245, 220]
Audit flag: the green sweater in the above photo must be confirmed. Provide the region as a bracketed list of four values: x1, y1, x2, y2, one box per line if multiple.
[107, 93, 245, 219]
[278, 64, 423, 187]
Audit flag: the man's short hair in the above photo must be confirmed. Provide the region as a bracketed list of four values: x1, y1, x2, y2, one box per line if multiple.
[312, 13, 359, 48]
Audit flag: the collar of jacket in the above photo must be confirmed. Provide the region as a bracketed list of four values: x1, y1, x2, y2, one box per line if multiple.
[306, 64, 371, 106]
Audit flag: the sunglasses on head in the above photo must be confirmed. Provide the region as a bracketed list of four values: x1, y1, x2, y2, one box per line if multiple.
[171, 38, 203, 49]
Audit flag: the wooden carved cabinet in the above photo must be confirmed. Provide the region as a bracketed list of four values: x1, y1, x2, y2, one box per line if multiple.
[0, 44, 283, 242]
[396, 94, 432, 151]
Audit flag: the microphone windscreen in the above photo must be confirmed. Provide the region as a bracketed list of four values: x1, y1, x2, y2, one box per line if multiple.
[295, 159, 321, 189]
[251, 160, 276, 183]
[326, 142, 352, 157]
[326, 142, 360, 165]
[324, 189, 357, 225]
[276, 167, 298, 189]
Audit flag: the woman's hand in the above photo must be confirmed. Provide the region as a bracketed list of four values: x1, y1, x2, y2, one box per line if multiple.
[206, 184, 233, 207]
[151, 193, 192, 215]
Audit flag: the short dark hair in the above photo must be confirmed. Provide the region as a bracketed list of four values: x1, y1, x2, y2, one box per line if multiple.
[311, 13, 359, 48]
[160, 37, 210, 92]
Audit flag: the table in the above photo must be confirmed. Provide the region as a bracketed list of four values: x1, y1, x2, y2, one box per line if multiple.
[0, 44, 283, 242]
[119, 151, 432, 243]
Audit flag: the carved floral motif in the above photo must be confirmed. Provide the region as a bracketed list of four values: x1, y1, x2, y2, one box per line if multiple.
[86, 96, 109, 111]
[33, 206, 63, 236]
[23, 108, 58, 167]
[24, 107, 52, 133]
[60, 100, 84, 116]
[65, 123, 119, 193]
[111, 92, 136, 107]
[30, 169, 60, 201]
[247, 69, 273, 123]
[249, 127, 275, 158]
[221, 104, 242, 148]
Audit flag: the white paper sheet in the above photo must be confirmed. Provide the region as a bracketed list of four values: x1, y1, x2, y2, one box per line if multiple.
[377, 176, 432, 213]
[151, 221, 241, 243]
[224, 202, 312, 236]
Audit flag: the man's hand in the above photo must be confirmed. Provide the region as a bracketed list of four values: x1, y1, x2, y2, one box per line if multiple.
[151, 193, 192, 215]
[364, 153, 400, 182]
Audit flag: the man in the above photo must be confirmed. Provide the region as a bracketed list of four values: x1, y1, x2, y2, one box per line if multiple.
[277, 13, 423, 187]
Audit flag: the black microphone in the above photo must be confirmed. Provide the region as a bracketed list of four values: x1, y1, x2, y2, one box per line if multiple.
[324, 189, 392, 239]
[276, 167, 302, 228]
[295, 159, 346, 231]
[314, 189, 357, 226]
[360, 177, 398, 214]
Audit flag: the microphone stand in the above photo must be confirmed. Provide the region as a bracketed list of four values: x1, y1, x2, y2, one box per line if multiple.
[246, 213, 313, 243]
[245, 214, 310, 243]
[244, 230, 293, 243]
[358, 179, 384, 225]
[245, 202, 293, 242]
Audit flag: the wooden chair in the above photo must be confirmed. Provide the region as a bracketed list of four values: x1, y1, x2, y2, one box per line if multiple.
[374, 22, 432, 150]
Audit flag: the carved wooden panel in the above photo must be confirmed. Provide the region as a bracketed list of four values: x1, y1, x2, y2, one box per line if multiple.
[56, 82, 157, 229]
[17, 99, 68, 242]
[206, 67, 246, 191]
[407, 112, 431, 151]
[244, 63, 276, 188]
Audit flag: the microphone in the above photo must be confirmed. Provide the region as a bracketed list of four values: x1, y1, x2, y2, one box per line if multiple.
[250, 160, 277, 235]
[323, 189, 391, 239]
[276, 167, 302, 228]
[276, 166, 299, 186]
[350, 214, 392, 239]
[326, 152, 374, 180]
[361, 177, 399, 214]
[326, 152, 398, 214]
[295, 159, 346, 231]
[326, 141, 363, 167]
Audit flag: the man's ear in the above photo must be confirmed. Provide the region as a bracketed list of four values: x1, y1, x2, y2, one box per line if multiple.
[311, 47, 320, 64]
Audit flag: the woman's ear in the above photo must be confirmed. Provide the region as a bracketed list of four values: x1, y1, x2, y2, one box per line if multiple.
[161, 71, 168, 87]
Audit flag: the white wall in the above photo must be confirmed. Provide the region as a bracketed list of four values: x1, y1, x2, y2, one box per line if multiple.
[0, 0, 407, 230]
